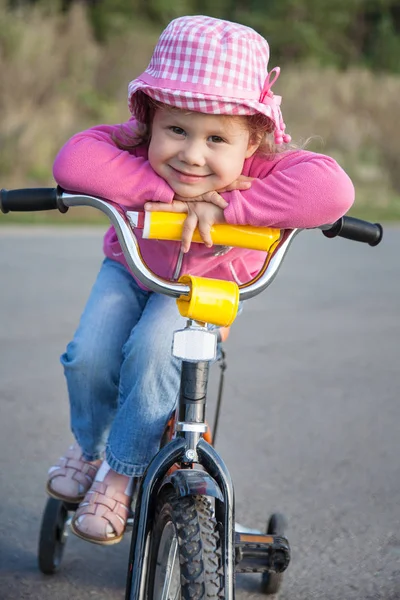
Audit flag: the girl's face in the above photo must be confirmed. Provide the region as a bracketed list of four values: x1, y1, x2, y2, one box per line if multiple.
[148, 108, 259, 197]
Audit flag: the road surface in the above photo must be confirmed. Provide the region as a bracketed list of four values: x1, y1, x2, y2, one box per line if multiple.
[0, 226, 399, 599]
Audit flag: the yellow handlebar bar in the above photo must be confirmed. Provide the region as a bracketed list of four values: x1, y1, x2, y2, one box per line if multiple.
[140, 211, 282, 252]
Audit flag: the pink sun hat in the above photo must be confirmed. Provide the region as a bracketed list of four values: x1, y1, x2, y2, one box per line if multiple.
[128, 15, 291, 145]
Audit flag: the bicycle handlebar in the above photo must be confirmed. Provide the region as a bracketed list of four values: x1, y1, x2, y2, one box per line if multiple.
[322, 216, 383, 246]
[0, 187, 383, 300]
[0, 187, 68, 214]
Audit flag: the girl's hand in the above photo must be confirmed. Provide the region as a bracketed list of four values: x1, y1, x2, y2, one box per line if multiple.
[217, 174, 254, 193]
[144, 200, 226, 253]
[173, 176, 253, 206]
[173, 190, 228, 208]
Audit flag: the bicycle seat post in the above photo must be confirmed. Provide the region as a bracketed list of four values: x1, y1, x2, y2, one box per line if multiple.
[173, 319, 216, 463]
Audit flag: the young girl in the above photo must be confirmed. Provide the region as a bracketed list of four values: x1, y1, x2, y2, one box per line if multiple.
[47, 15, 354, 545]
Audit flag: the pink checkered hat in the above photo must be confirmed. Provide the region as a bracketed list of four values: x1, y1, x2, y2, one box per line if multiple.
[128, 16, 291, 145]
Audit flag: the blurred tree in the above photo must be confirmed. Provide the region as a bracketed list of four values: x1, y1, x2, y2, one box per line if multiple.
[137, 0, 195, 26]
[5, 0, 400, 72]
[86, 0, 140, 42]
[234, 0, 364, 66]
[359, 2, 400, 72]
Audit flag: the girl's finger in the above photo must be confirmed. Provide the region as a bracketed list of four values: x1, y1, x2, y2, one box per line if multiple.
[202, 191, 228, 208]
[217, 176, 254, 192]
[198, 219, 213, 248]
[221, 181, 252, 192]
[181, 211, 198, 253]
[144, 201, 188, 213]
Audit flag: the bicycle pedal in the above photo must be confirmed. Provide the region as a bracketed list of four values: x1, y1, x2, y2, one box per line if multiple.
[234, 532, 290, 574]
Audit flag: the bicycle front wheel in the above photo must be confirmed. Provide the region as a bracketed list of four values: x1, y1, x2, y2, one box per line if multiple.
[146, 487, 223, 600]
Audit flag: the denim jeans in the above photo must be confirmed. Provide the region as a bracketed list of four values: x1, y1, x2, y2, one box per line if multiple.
[61, 257, 188, 477]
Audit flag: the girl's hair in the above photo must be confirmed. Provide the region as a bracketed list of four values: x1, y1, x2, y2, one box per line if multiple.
[113, 92, 286, 157]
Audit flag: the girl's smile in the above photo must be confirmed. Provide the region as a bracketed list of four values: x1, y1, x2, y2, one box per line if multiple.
[168, 165, 211, 183]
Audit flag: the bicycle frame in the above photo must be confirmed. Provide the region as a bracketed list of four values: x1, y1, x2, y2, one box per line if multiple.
[125, 357, 236, 600]
[55, 192, 300, 600]
[47, 192, 296, 600]
[125, 318, 290, 600]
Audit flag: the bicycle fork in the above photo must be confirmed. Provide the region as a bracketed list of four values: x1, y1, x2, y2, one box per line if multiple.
[125, 320, 289, 600]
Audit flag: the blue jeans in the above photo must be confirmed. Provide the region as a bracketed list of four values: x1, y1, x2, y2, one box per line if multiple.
[61, 258, 188, 477]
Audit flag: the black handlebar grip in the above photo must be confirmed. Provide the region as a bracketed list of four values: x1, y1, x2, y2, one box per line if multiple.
[0, 187, 68, 214]
[323, 216, 383, 246]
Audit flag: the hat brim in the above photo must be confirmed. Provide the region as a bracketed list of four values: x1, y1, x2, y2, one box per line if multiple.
[128, 80, 278, 126]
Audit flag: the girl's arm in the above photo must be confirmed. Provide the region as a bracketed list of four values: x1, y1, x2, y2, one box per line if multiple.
[53, 120, 174, 208]
[222, 151, 355, 229]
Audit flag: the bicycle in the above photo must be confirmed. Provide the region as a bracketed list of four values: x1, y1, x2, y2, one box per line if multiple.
[0, 186, 383, 600]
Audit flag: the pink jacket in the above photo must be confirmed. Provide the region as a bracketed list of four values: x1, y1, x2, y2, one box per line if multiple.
[53, 119, 354, 286]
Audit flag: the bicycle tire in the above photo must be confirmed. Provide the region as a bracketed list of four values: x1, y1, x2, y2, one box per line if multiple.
[38, 497, 69, 574]
[260, 513, 287, 595]
[146, 487, 223, 600]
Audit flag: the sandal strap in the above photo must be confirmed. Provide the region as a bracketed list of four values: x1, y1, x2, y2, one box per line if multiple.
[90, 481, 131, 505]
[48, 457, 98, 485]
[75, 482, 131, 538]
[47, 444, 100, 502]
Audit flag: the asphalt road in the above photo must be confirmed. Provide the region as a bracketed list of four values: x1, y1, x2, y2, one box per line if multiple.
[0, 226, 399, 600]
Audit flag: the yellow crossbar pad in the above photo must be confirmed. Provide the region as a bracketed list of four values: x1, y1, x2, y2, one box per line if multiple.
[177, 275, 239, 326]
[142, 212, 281, 252]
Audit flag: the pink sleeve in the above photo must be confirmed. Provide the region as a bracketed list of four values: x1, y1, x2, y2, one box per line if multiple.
[52, 120, 175, 208]
[223, 151, 355, 229]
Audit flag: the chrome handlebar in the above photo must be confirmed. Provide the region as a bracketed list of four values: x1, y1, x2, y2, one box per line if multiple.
[62, 192, 301, 301]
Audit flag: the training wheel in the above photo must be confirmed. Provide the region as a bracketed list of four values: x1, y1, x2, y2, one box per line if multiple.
[261, 513, 287, 595]
[38, 497, 70, 574]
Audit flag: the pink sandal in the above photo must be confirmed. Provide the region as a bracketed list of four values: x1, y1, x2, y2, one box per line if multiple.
[71, 478, 132, 545]
[46, 444, 101, 504]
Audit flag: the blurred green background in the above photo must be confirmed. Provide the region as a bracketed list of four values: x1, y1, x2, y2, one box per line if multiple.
[1, 0, 400, 224]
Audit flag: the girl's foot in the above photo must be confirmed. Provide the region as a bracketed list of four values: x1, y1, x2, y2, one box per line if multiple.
[71, 462, 135, 545]
[46, 443, 102, 503]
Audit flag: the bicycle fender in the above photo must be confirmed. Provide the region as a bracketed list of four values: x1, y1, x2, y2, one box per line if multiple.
[160, 469, 224, 502]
